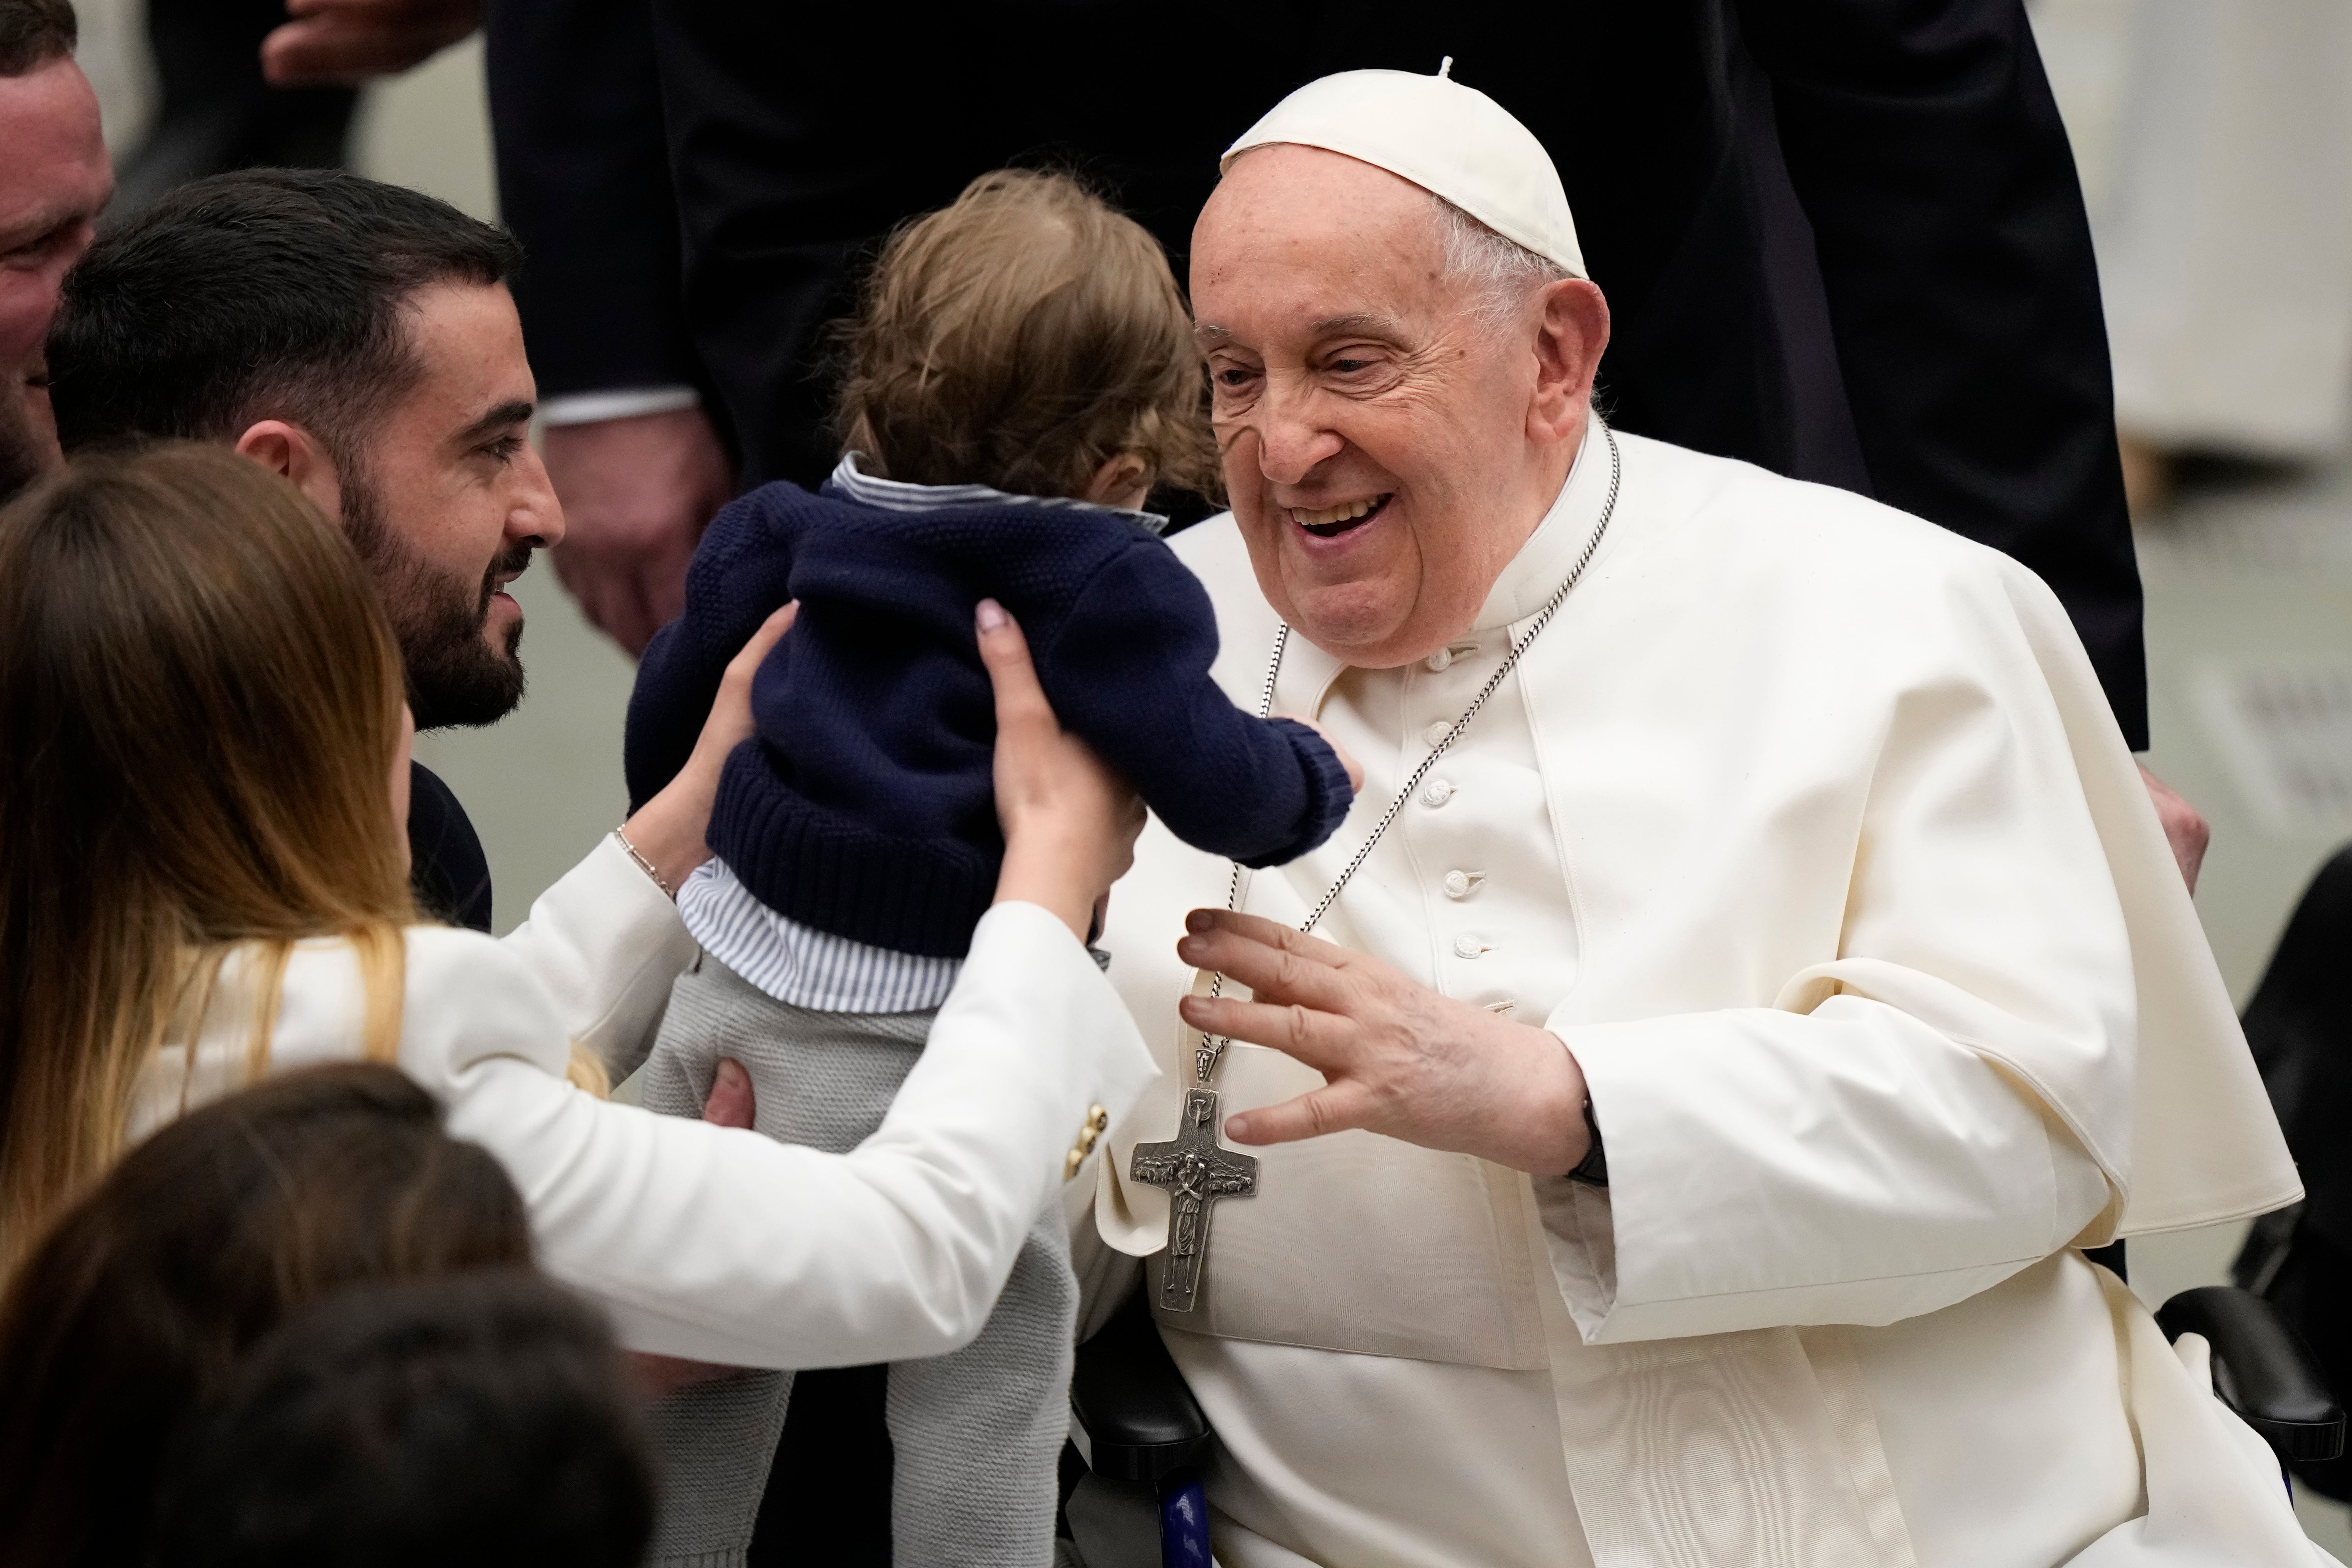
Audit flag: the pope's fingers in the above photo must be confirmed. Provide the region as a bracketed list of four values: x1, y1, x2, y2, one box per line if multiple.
[1178, 993, 1352, 1071]
[1225, 1083, 1373, 1146]
[1183, 907, 1351, 969]
[1176, 927, 1356, 1014]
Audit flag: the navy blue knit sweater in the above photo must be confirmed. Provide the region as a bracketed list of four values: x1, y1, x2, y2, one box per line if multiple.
[625, 478, 1354, 958]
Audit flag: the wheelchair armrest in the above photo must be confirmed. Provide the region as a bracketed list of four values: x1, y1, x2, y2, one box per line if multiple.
[2157, 1284, 2346, 1463]
[1071, 1290, 1213, 1483]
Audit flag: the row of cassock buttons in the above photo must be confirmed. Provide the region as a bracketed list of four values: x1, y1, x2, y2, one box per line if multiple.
[1420, 766, 1491, 958]
[1422, 637, 1507, 1001]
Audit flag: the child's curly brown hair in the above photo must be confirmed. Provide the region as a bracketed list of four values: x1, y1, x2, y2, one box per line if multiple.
[830, 169, 1221, 506]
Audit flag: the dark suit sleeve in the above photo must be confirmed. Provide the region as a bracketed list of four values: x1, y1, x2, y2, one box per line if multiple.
[483, 0, 703, 400]
[1038, 544, 1354, 869]
[1736, 0, 2150, 749]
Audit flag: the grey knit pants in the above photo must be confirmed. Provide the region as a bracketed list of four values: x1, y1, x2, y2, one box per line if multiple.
[634, 956, 1075, 1568]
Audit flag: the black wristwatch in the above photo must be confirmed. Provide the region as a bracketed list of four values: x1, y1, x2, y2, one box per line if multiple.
[1568, 1097, 1608, 1187]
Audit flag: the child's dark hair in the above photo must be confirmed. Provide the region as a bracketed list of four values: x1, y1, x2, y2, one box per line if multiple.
[830, 169, 1221, 503]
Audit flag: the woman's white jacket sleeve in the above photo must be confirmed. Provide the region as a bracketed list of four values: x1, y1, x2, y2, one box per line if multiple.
[495, 831, 698, 1079]
[409, 901, 1159, 1367]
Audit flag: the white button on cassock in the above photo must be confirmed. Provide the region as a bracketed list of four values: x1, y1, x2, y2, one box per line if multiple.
[1421, 639, 1479, 673]
[1442, 869, 1484, 899]
[1421, 779, 1455, 808]
[1421, 720, 1453, 748]
[1453, 934, 1491, 959]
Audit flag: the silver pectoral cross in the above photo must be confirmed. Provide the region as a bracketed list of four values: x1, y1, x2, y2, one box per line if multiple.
[1129, 1086, 1258, 1312]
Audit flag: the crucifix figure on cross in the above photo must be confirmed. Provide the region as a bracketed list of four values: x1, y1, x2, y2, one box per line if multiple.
[1130, 1086, 1258, 1312]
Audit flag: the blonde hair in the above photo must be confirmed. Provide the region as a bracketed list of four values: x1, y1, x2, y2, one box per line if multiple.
[831, 168, 1220, 504]
[0, 446, 421, 1275]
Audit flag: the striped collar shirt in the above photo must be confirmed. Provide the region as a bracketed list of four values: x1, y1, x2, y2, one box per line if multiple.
[824, 452, 1169, 532]
[677, 456, 1153, 1013]
[678, 859, 961, 1013]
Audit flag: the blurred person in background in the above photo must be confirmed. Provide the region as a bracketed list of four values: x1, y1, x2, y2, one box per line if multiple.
[108, 0, 357, 217]
[0, 1064, 545, 1568]
[2079, 0, 2352, 514]
[150, 1269, 655, 1568]
[0, 0, 109, 501]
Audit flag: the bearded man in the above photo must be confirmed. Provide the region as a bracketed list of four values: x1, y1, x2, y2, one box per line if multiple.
[48, 169, 558, 933]
[1091, 69, 2309, 1568]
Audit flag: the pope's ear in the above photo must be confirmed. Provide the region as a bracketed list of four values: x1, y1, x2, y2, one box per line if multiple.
[1528, 278, 1610, 444]
[233, 419, 345, 522]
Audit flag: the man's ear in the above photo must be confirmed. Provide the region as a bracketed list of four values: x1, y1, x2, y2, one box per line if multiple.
[1528, 278, 1610, 445]
[233, 419, 345, 522]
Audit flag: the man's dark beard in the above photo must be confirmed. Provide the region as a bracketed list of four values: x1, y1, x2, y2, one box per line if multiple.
[343, 477, 530, 730]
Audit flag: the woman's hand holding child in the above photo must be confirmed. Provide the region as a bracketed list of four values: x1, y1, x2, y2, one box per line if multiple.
[616, 602, 798, 895]
[977, 599, 1146, 944]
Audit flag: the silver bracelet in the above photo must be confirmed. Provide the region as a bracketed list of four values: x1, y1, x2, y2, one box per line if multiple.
[612, 827, 675, 898]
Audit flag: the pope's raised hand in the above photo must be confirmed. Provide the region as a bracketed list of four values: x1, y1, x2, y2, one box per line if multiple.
[1175, 908, 1592, 1175]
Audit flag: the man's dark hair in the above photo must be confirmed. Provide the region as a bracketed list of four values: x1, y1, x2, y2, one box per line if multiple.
[151, 1272, 655, 1568]
[0, 0, 75, 76]
[47, 167, 522, 464]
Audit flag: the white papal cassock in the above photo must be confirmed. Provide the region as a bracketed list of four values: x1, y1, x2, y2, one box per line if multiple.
[1090, 418, 2316, 1568]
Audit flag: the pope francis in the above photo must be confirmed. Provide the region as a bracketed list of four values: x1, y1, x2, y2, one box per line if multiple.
[1086, 66, 2321, 1568]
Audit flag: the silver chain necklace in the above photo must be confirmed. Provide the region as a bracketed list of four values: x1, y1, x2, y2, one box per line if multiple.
[1191, 417, 1622, 1085]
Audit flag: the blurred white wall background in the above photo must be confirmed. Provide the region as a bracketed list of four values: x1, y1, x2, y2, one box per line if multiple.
[2038, 0, 2352, 459]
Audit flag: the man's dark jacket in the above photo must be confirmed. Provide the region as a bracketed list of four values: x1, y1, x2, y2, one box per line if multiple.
[407, 760, 493, 933]
[485, 0, 2148, 748]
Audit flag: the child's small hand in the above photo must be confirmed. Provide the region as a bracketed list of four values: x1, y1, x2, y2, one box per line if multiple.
[1284, 715, 1365, 795]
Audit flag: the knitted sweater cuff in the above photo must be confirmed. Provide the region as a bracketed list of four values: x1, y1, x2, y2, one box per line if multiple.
[1241, 717, 1358, 870]
[706, 747, 999, 959]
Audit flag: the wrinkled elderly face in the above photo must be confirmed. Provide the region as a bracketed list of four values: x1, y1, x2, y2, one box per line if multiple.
[1191, 145, 1604, 667]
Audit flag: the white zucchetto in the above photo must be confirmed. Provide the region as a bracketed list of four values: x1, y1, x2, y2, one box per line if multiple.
[1222, 61, 1587, 280]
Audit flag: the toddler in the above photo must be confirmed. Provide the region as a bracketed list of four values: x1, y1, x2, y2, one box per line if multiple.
[622, 169, 1355, 1567]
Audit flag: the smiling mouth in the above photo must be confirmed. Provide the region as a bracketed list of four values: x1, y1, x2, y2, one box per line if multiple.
[478, 550, 533, 616]
[1290, 493, 1392, 538]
